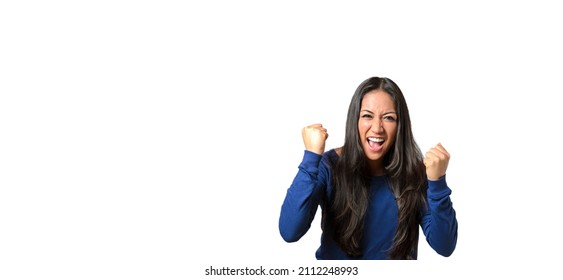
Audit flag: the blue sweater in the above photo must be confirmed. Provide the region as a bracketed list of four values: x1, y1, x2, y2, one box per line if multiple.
[279, 150, 458, 260]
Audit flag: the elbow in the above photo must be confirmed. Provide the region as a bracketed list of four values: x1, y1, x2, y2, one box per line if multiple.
[279, 225, 303, 243]
[435, 233, 458, 257]
[437, 247, 455, 257]
[279, 218, 307, 243]
[280, 232, 300, 243]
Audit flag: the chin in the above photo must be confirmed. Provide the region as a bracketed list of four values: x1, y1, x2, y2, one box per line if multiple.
[363, 148, 387, 161]
[366, 155, 384, 162]
[363, 151, 385, 161]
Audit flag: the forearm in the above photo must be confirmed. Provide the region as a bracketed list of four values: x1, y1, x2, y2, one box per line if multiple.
[421, 176, 458, 256]
[279, 151, 325, 242]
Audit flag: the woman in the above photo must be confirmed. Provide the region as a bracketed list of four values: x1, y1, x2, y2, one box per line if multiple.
[279, 77, 458, 260]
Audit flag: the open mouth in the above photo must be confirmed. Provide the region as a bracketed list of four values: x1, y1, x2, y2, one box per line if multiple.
[368, 137, 384, 150]
[368, 137, 384, 145]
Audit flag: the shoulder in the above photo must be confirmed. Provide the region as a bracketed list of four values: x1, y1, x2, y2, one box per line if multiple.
[322, 148, 340, 161]
[318, 148, 341, 170]
[334, 147, 342, 156]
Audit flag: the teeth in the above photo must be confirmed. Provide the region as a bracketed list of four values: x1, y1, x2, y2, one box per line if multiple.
[368, 137, 384, 143]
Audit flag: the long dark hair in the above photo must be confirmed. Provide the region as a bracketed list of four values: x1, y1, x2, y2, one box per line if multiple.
[326, 77, 427, 259]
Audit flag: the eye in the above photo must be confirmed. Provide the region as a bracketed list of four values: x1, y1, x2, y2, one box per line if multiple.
[383, 115, 397, 121]
[361, 114, 373, 119]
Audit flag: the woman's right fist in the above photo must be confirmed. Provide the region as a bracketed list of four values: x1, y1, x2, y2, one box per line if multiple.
[302, 124, 329, 155]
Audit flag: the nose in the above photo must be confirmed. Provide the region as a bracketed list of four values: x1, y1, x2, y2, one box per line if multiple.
[372, 119, 383, 133]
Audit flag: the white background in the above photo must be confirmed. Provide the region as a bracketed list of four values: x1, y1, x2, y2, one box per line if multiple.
[1, 1, 562, 279]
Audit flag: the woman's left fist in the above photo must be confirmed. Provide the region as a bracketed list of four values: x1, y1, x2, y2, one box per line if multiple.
[423, 143, 450, 181]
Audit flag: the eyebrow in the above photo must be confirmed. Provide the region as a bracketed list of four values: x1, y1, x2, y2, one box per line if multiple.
[360, 110, 397, 115]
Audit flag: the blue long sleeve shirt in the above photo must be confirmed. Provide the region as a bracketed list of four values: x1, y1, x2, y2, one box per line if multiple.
[279, 150, 458, 260]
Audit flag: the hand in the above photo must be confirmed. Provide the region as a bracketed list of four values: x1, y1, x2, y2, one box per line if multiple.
[423, 143, 450, 181]
[302, 123, 329, 155]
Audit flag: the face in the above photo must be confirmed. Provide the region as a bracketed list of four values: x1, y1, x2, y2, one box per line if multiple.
[358, 90, 398, 173]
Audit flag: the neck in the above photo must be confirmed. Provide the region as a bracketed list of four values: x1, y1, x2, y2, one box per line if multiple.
[368, 161, 385, 176]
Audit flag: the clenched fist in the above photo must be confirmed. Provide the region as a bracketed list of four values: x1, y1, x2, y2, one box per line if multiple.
[302, 124, 329, 155]
[423, 143, 450, 181]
